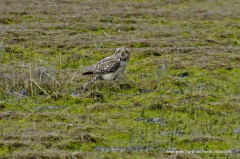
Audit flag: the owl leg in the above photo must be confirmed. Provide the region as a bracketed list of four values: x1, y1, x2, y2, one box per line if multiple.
[81, 74, 99, 94]
[113, 74, 122, 81]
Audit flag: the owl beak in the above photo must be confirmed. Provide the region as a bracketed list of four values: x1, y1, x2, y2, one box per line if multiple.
[121, 53, 124, 57]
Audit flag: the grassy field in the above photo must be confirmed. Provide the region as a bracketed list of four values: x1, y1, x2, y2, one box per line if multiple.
[0, 0, 240, 158]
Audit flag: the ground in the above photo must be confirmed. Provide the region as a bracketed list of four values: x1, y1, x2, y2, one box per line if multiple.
[0, 0, 240, 158]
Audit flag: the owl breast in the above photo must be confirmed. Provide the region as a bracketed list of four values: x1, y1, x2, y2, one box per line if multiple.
[101, 73, 115, 80]
[101, 60, 127, 80]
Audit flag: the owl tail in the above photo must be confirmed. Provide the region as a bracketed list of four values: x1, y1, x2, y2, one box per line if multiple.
[81, 74, 100, 94]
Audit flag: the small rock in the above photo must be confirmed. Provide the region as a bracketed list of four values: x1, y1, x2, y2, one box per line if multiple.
[139, 88, 154, 93]
[233, 128, 240, 133]
[152, 51, 161, 56]
[177, 72, 189, 77]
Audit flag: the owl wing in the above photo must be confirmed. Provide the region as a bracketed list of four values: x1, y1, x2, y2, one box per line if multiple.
[82, 57, 120, 75]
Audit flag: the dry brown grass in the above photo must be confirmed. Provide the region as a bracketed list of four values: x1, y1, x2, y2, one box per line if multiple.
[1, 0, 240, 158]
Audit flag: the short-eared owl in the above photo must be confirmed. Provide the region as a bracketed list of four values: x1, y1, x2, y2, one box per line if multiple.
[82, 47, 130, 91]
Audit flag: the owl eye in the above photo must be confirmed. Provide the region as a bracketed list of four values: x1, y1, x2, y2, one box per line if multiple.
[118, 51, 121, 54]
[125, 51, 128, 54]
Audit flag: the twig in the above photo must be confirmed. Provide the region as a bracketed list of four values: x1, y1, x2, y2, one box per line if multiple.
[70, 71, 77, 83]
[5, 78, 9, 93]
[43, 70, 60, 85]
[66, 71, 77, 85]
[29, 63, 34, 96]
[37, 56, 60, 85]
[30, 78, 50, 96]
[0, 86, 7, 93]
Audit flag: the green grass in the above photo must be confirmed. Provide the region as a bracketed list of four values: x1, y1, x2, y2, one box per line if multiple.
[0, 0, 240, 158]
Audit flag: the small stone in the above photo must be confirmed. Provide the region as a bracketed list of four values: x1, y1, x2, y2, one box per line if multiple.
[152, 51, 161, 56]
[177, 72, 189, 77]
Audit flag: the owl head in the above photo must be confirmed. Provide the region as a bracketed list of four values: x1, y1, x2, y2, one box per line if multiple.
[113, 47, 130, 61]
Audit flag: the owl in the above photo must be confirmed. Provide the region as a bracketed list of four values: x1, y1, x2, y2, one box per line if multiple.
[82, 47, 130, 92]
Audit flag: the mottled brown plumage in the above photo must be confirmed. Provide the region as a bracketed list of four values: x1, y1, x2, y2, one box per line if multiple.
[82, 47, 130, 92]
